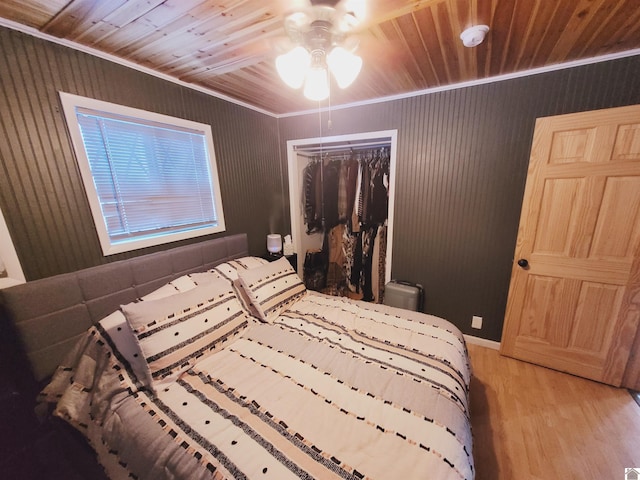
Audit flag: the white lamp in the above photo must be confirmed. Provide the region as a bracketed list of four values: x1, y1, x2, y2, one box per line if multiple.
[267, 234, 283, 254]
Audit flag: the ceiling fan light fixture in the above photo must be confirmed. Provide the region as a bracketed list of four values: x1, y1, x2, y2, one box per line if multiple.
[303, 62, 330, 101]
[343, 0, 366, 23]
[276, 46, 311, 89]
[460, 25, 489, 48]
[337, 11, 359, 32]
[286, 11, 309, 29]
[327, 46, 362, 89]
[276, 4, 363, 100]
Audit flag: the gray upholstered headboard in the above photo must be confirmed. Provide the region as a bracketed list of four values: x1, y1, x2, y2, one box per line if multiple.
[0, 233, 249, 383]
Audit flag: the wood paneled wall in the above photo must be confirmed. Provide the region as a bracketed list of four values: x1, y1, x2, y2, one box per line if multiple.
[0, 27, 282, 280]
[1, 24, 639, 343]
[278, 56, 640, 341]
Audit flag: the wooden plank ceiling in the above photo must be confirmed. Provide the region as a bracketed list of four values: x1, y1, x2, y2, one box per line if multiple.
[0, 0, 638, 115]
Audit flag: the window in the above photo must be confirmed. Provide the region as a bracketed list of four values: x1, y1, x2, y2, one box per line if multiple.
[0, 205, 25, 287]
[60, 92, 225, 255]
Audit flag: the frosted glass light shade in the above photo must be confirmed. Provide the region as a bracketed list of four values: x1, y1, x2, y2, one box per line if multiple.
[276, 46, 311, 89]
[267, 234, 282, 254]
[303, 66, 330, 101]
[327, 47, 362, 89]
[343, 0, 366, 23]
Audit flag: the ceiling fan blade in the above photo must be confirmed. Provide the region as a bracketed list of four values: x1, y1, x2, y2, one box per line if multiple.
[343, 0, 444, 32]
[269, 34, 298, 56]
[262, 0, 438, 68]
[357, 32, 408, 67]
[271, 0, 314, 17]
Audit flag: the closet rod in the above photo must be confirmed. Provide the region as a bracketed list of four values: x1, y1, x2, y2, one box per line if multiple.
[294, 139, 391, 154]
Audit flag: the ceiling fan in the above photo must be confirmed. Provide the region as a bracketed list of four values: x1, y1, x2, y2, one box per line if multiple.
[273, 0, 368, 101]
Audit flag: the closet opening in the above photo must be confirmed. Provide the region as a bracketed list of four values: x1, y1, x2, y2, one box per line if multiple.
[287, 130, 397, 303]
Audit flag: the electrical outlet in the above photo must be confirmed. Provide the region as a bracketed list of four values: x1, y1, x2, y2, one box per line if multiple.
[472, 315, 483, 329]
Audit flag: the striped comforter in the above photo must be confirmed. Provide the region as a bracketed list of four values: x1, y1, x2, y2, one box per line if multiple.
[40, 292, 474, 480]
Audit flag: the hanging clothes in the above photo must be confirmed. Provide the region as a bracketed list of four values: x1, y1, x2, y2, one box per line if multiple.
[301, 147, 391, 302]
[372, 223, 387, 303]
[338, 157, 358, 223]
[351, 160, 362, 233]
[359, 157, 372, 228]
[324, 224, 347, 296]
[360, 226, 377, 302]
[367, 151, 390, 226]
[302, 160, 322, 234]
[322, 159, 341, 230]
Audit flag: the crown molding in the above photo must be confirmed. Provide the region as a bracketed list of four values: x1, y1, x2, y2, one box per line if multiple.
[2, 17, 638, 120]
[279, 47, 640, 117]
[0, 17, 278, 117]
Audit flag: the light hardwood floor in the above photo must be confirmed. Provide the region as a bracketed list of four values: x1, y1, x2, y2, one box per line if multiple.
[468, 344, 640, 479]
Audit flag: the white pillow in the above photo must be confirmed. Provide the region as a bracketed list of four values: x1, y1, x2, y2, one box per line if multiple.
[139, 274, 197, 301]
[237, 256, 306, 323]
[189, 270, 262, 318]
[210, 256, 269, 282]
[122, 278, 249, 390]
[188, 271, 225, 287]
[99, 311, 148, 385]
[206, 257, 271, 319]
[99, 274, 199, 384]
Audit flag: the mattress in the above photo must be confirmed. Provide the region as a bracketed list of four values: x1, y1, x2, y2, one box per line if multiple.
[37, 261, 474, 480]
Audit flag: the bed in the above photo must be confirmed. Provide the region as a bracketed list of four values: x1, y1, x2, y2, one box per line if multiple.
[0, 233, 474, 480]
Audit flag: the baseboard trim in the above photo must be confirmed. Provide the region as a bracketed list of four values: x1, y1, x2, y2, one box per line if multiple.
[464, 334, 501, 350]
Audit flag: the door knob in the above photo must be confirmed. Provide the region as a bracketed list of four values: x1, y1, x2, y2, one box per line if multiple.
[517, 259, 529, 269]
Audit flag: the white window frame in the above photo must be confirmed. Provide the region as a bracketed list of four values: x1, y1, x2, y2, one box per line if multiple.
[0, 205, 25, 288]
[59, 92, 226, 255]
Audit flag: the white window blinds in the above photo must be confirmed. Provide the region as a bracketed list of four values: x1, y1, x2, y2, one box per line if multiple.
[60, 92, 225, 255]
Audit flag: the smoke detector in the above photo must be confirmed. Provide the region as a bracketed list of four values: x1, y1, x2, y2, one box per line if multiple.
[460, 25, 489, 47]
